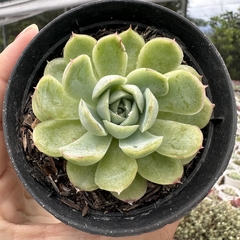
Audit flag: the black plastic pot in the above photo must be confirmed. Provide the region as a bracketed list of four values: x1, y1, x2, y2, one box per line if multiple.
[3, 0, 237, 237]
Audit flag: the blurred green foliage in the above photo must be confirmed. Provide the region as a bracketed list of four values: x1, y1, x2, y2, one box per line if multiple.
[210, 9, 240, 80]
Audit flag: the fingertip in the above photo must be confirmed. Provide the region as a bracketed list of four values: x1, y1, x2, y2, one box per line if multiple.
[15, 24, 39, 40]
[0, 24, 39, 82]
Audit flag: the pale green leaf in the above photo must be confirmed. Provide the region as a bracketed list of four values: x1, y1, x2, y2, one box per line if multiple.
[92, 75, 127, 100]
[126, 68, 169, 97]
[103, 120, 139, 139]
[121, 84, 144, 112]
[176, 65, 202, 81]
[158, 70, 205, 115]
[157, 96, 214, 129]
[181, 153, 198, 165]
[60, 132, 112, 166]
[66, 162, 99, 191]
[96, 89, 111, 121]
[110, 110, 125, 124]
[62, 55, 97, 104]
[63, 33, 97, 64]
[44, 58, 66, 83]
[92, 33, 128, 78]
[109, 89, 132, 104]
[120, 102, 139, 126]
[79, 99, 107, 136]
[139, 88, 159, 132]
[111, 173, 147, 203]
[119, 27, 145, 75]
[119, 130, 163, 158]
[33, 120, 86, 157]
[149, 119, 203, 159]
[137, 37, 183, 74]
[32, 92, 50, 122]
[95, 139, 138, 194]
[33, 75, 79, 120]
[137, 152, 184, 185]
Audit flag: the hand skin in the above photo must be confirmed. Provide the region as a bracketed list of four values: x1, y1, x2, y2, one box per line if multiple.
[0, 24, 180, 240]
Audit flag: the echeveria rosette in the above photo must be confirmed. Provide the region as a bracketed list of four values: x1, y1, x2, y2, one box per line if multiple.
[32, 27, 214, 203]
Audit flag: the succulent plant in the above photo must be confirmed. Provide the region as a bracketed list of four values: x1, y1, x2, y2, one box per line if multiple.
[175, 198, 240, 239]
[32, 27, 213, 203]
[228, 172, 240, 180]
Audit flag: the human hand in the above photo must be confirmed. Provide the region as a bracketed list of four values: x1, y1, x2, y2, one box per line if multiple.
[0, 24, 180, 240]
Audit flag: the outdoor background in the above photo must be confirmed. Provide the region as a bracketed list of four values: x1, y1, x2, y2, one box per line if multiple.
[0, 0, 239, 80]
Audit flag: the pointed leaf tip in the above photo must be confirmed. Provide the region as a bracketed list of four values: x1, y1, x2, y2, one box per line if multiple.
[137, 37, 183, 74]
[111, 173, 147, 203]
[92, 34, 128, 78]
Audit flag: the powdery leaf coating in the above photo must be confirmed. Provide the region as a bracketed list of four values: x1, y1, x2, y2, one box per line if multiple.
[96, 90, 111, 121]
[62, 55, 97, 105]
[103, 120, 139, 139]
[158, 70, 205, 115]
[137, 152, 184, 185]
[63, 33, 97, 64]
[149, 119, 203, 159]
[121, 84, 144, 113]
[111, 173, 147, 203]
[119, 27, 145, 75]
[33, 120, 86, 157]
[137, 37, 183, 74]
[181, 153, 198, 165]
[32, 75, 79, 120]
[92, 33, 128, 78]
[32, 93, 49, 122]
[157, 97, 214, 129]
[126, 68, 169, 97]
[44, 58, 66, 83]
[92, 75, 127, 100]
[138, 88, 159, 132]
[66, 162, 99, 191]
[176, 64, 202, 81]
[119, 130, 163, 158]
[95, 139, 138, 194]
[79, 99, 107, 136]
[60, 132, 112, 166]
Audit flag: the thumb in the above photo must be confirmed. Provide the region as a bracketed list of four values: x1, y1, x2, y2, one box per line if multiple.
[0, 24, 39, 125]
[0, 24, 39, 83]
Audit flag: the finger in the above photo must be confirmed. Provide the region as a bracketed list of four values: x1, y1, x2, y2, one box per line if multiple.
[0, 25, 38, 175]
[0, 221, 101, 240]
[0, 219, 181, 240]
[0, 24, 39, 83]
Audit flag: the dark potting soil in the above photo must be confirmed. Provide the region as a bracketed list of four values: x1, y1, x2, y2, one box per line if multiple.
[19, 26, 207, 216]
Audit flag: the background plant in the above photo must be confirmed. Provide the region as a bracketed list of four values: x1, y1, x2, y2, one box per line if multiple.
[175, 198, 240, 239]
[209, 9, 240, 80]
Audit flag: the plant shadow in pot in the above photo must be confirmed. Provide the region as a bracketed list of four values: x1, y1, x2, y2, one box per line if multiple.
[3, 0, 237, 237]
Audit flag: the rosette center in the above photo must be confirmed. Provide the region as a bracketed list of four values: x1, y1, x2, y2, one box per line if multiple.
[97, 88, 140, 126]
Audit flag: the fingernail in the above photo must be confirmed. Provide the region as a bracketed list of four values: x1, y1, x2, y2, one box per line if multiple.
[15, 24, 39, 40]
